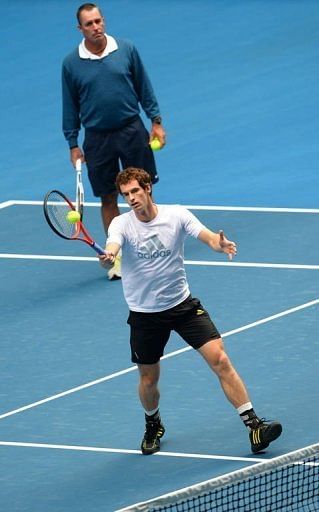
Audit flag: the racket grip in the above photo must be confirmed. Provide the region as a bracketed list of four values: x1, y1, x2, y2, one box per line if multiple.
[91, 242, 106, 255]
[75, 159, 82, 171]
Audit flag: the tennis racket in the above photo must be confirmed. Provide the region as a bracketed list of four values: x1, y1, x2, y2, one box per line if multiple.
[43, 190, 105, 255]
[75, 159, 84, 220]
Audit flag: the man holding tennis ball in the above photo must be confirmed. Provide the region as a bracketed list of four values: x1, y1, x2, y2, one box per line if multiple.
[99, 167, 282, 456]
[62, 3, 166, 280]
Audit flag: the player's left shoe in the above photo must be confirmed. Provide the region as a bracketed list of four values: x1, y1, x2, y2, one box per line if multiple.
[107, 254, 121, 280]
[141, 416, 165, 455]
[250, 419, 282, 453]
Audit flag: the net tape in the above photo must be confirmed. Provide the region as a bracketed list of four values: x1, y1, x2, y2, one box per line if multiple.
[117, 443, 319, 512]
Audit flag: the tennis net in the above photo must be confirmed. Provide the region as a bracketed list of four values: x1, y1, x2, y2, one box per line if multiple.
[118, 443, 318, 511]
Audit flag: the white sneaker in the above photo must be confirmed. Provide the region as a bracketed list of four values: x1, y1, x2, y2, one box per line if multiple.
[107, 254, 121, 280]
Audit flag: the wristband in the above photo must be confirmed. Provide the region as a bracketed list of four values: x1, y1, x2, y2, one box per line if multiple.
[152, 116, 162, 125]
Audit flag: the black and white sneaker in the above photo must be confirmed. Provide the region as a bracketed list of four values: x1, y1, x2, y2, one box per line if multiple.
[250, 419, 282, 453]
[141, 417, 165, 455]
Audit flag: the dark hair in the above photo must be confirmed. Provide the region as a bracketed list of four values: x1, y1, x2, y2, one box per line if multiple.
[76, 3, 102, 24]
[116, 167, 152, 194]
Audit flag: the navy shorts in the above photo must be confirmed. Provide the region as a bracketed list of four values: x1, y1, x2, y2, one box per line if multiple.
[127, 296, 221, 365]
[83, 116, 158, 197]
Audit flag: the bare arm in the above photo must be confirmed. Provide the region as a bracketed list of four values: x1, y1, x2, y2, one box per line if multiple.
[98, 242, 121, 268]
[198, 228, 237, 260]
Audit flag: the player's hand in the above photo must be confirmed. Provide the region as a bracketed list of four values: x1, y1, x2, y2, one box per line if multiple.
[70, 147, 85, 167]
[98, 251, 115, 268]
[150, 124, 166, 148]
[219, 230, 237, 260]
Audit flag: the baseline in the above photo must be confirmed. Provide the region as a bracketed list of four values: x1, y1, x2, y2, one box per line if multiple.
[0, 441, 264, 463]
[3, 200, 319, 213]
[0, 253, 318, 270]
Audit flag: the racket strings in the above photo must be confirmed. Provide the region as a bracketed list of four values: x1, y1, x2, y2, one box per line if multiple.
[45, 191, 79, 239]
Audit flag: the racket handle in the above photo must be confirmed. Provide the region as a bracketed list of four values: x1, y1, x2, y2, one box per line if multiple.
[91, 242, 106, 255]
[75, 159, 82, 171]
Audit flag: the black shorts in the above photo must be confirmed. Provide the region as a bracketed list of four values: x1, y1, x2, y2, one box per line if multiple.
[127, 296, 221, 365]
[83, 116, 158, 196]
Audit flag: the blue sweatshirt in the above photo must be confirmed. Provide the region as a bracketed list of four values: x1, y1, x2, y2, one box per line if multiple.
[62, 38, 161, 148]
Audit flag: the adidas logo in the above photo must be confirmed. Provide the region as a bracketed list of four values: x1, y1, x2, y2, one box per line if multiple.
[252, 429, 262, 444]
[137, 234, 171, 260]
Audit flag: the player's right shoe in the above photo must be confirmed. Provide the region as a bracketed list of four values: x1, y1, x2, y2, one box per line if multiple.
[107, 254, 121, 280]
[250, 419, 282, 453]
[141, 417, 165, 455]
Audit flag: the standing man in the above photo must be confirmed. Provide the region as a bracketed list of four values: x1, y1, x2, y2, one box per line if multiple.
[99, 167, 282, 455]
[62, 3, 166, 279]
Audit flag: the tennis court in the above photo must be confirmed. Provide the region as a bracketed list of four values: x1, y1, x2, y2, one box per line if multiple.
[1, 1, 318, 511]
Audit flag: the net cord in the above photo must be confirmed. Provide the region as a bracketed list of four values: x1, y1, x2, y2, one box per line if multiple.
[116, 443, 319, 512]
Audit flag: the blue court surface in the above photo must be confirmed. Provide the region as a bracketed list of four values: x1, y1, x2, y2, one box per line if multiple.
[1, 1, 318, 511]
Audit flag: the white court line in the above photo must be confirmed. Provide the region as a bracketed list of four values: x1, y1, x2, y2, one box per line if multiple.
[186, 261, 319, 270]
[0, 298, 317, 422]
[0, 254, 95, 262]
[3, 199, 319, 213]
[160, 298, 319, 359]
[0, 367, 137, 420]
[0, 200, 14, 209]
[184, 205, 319, 213]
[0, 441, 264, 463]
[1, 253, 319, 270]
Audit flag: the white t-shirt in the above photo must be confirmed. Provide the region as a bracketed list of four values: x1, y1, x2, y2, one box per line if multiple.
[107, 205, 205, 312]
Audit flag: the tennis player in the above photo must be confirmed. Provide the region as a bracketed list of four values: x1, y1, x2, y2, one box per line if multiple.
[99, 167, 282, 455]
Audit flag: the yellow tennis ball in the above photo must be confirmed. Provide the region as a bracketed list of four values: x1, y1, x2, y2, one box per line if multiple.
[150, 138, 162, 151]
[66, 210, 81, 223]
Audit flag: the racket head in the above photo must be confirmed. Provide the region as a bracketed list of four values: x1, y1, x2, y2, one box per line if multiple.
[43, 190, 81, 240]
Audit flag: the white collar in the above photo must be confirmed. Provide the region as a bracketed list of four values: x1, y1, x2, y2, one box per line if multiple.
[79, 34, 118, 60]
